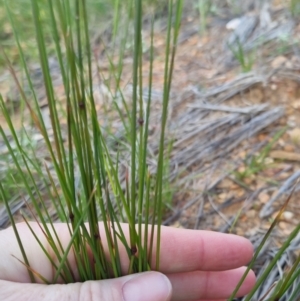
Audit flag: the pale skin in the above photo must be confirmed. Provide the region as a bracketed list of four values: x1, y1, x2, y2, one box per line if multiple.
[0, 222, 256, 301]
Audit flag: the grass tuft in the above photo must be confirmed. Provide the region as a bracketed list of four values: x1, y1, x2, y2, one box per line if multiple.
[0, 0, 183, 282]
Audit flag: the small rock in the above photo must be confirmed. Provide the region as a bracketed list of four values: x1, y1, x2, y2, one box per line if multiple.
[278, 221, 289, 231]
[285, 60, 293, 69]
[278, 138, 285, 147]
[271, 56, 288, 69]
[238, 150, 247, 159]
[271, 83, 277, 90]
[282, 211, 294, 221]
[258, 133, 267, 142]
[244, 177, 254, 185]
[276, 172, 291, 181]
[246, 227, 259, 237]
[258, 192, 269, 204]
[264, 157, 274, 164]
[237, 165, 246, 173]
[292, 99, 300, 109]
[32, 133, 44, 141]
[218, 192, 228, 201]
[171, 221, 184, 228]
[226, 18, 242, 30]
[288, 115, 296, 122]
[283, 144, 296, 152]
[269, 150, 300, 162]
[217, 178, 232, 189]
[287, 120, 296, 127]
[278, 221, 293, 235]
[289, 128, 300, 145]
[246, 209, 256, 218]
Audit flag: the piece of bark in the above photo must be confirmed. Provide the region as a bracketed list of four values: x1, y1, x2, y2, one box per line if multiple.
[269, 150, 300, 162]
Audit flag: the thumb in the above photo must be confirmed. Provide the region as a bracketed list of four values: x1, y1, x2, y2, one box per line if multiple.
[0, 271, 172, 301]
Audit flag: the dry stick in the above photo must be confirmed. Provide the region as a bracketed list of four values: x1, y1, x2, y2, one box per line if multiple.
[194, 196, 205, 230]
[188, 72, 267, 99]
[207, 195, 232, 226]
[170, 107, 284, 180]
[259, 170, 300, 218]
[187, 103, 268, 114]
[0, 197, 25, 228]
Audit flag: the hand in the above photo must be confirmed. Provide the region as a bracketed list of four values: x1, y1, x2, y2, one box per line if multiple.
[0, 222, 255, 301]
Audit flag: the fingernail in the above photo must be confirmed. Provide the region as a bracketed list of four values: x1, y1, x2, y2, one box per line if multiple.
[122, 272, 172, 301]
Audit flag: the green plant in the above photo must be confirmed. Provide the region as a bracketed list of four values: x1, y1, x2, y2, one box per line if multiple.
[0, 0, 119, 70]
[226, 0, 243, 14]
[0, 135, 36, 201]
[196, 0, 211, 33]
[228, 187, 300, 301]
[0, 0, 183, 283]
[233, 127, 287, 182]
[1, 1, 300, 300]
[228, 38, 254, 72]
[290, 0, 300, 17]
[161, 138, 176, 210]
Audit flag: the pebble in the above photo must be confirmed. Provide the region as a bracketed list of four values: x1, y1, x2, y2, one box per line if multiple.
[258, 192, 270, 204]
[289, 128, 300, 144]
[246, 209, 256, 218]
[282, 211, 294, 221]
[291, 99, 300, 109]
[271, 56, 288, 69]
[283, 144, 296, 152]
[226, 18, 241, 30]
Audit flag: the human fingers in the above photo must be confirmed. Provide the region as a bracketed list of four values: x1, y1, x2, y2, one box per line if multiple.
[0, 222, 254, 283]
[186, 299, 227, 301]
[167, 267, 256, 300]
[0, 271, 172, 301]
[158, 226, 253, 273]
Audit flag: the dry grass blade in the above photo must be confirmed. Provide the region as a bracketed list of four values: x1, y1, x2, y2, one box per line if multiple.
[236, 182, 299, 301]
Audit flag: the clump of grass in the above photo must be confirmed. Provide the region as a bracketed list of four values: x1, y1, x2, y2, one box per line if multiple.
[0, 0, 115, 69]
[290, 0, 300, 17]
[1, 1, 300, 300]
[197, 0, 211, 33]
[228, 185, 300, 301]
[0, 0, 183, 282]
[228, 38, 254, 72]
[233, 127, 287, 183]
